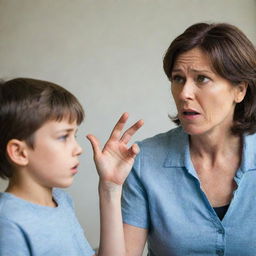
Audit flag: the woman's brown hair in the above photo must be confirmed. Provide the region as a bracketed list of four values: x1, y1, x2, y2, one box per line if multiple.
[163, 23, 256, 135]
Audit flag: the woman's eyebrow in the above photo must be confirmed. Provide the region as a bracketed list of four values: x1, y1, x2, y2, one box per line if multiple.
[172, 68, 214, 74]
[190, 68, 214, 74]
[172, 68, 182, 73]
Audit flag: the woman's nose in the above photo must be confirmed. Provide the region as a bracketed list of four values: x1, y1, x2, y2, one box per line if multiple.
[178, 80, 195, 101]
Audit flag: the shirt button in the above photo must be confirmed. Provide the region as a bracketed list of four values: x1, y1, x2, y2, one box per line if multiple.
[216, 249, 224, 256]
[218, 229, 224, 234]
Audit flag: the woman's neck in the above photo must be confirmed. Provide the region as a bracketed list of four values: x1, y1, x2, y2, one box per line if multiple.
[190, 129, 242, 164]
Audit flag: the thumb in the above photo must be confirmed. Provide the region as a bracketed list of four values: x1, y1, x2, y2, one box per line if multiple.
[86, 134, 102, 158]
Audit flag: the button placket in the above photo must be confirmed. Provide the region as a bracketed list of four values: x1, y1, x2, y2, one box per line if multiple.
[216, 248, 224, 256]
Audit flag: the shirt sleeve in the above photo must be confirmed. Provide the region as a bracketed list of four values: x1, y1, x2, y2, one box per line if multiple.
[121, 148, 150, 229]
[0, 217, 31, 256]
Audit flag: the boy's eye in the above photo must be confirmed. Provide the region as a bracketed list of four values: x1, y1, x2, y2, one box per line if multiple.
[197, 75, 210, 83]
[171, 75, 185, 84]
[58, 134, 69, 141]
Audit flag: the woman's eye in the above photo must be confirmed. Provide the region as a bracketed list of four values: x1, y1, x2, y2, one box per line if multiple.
[197, 75, 210, 83]
[172, 75, 185, 84]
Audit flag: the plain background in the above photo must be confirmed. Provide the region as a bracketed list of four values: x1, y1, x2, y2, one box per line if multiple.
[0, 0, 255, 253]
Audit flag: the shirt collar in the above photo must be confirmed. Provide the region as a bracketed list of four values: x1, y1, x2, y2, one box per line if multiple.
[240, 133, 256, 173]
[163, 127, 187, 168]
[163, 127, 256, 177]
[163, 127, 198, 178]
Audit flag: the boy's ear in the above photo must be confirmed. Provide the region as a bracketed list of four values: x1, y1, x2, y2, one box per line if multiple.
[6, 139, 29, 166]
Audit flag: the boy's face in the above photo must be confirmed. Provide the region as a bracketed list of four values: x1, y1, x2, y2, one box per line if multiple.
[25, 118, 82, 189]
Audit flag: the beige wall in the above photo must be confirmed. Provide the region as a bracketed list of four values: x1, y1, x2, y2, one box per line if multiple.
[0, 0, 255, 252]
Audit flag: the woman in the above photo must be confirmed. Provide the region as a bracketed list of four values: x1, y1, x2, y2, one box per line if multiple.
[89, 23, 256, 255]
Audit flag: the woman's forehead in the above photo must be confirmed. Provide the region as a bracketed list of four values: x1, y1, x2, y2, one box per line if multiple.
[173, 48, 214, 73]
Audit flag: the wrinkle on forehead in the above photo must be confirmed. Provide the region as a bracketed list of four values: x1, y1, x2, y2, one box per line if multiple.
[173, 48, 215, 74]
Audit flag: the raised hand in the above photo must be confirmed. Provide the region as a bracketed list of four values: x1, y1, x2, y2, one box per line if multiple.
[87, 113, 144, 186]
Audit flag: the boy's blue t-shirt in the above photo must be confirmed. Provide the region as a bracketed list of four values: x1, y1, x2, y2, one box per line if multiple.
[0, 189, 95, 256]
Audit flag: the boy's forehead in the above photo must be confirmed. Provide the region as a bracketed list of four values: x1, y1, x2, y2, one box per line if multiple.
[40, 119, 78, 132]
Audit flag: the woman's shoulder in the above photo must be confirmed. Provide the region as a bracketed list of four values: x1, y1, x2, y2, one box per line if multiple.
[138, 126, 185, 150]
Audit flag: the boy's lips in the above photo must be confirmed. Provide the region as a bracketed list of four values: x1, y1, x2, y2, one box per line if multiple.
[71, 163, 79, 174]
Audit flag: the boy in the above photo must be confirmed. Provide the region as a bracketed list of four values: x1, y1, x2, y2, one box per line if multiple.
[0, 77, 143, 256]
[0, 78, 95, 255]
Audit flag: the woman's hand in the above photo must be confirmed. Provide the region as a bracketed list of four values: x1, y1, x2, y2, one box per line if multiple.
[87, 113, 144, 187]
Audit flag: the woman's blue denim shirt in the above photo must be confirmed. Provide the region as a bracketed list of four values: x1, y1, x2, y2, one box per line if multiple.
[122, 127, 256, 256]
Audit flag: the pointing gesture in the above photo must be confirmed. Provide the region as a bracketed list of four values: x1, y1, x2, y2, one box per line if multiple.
[87, 113, 144, 186]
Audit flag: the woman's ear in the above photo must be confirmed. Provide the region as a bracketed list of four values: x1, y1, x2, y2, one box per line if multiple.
[6, 139, 29, 167]
[235, 82, 248, 103]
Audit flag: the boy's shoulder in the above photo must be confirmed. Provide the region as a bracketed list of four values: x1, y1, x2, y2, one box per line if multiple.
[0, 189, 94, 255]
[0, 192, 31, 228]
[0, 189, 73, 224]
[0, 192, 21, 219]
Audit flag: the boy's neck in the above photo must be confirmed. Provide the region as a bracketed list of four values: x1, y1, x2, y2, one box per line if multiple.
[6, 176, 57, 207]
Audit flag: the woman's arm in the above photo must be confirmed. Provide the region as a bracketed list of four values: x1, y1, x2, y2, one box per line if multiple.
[87, 113, 146, 256]
[124, 224, 148, 256]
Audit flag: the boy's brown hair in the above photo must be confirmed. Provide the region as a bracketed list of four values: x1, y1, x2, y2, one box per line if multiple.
[0, 78, 84, 179]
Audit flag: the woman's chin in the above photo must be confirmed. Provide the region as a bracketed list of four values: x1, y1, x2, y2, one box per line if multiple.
[181, 124, 206, 136]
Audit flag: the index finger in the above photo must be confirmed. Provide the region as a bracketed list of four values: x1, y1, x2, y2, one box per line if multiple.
[120, 119, 144, 144]
[109, 112, 129, 140]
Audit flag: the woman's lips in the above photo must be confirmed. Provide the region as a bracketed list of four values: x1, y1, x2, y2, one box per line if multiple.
[183, 111, 199, 115]
[181, 110, 200, 120]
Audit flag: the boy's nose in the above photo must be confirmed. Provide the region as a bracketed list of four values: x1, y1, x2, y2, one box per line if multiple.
[74, 142, 83, 156]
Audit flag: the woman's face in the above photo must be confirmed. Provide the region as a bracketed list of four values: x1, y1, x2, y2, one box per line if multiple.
[171, 47, 247, 136]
